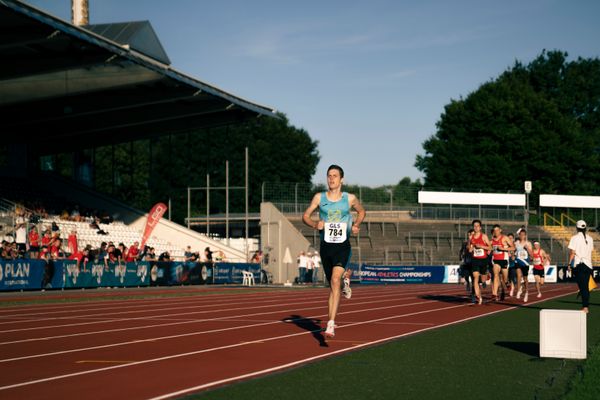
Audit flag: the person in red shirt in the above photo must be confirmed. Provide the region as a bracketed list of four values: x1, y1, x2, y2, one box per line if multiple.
[490, 224, 515, 301]
[532, 241, 550, 299]
[125, 241, 140, 262]
[28, 226, 40, 259]
[469, 219, 492, 305]
[41, 230, 51, 248]
[67, 230, 78, 255]
[50, 239, 66, 260]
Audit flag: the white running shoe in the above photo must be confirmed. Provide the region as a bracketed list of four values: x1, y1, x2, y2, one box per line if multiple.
[324, 320, 335, 338]
[523, 292, 528, 303]
[342, 278, 352, 299]
[516, 287, 522, 299]
[537, 293, 542, 298]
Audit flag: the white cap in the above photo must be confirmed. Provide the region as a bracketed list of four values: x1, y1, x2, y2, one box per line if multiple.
[576, 220, 587, 229]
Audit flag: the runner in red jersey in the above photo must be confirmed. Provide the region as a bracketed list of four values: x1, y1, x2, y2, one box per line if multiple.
[532, 241, 550, 298]
[491, 224, 514, 301]
[469, 219, 492, 305]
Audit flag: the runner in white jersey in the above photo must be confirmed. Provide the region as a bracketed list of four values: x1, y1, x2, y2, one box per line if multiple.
[303, 165, 366, 338]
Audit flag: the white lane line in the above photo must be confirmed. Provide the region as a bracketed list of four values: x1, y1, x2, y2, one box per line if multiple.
[146, 288, 578, 400]
[0, 285, 571, 364]
[0, 293, 411, 345]
[0, 284, 436, 315]
[0, 301, 469, 391]
[0, 293, 450, 361]
[0, 290, 333, 321]
[0, 287, 575, 393]
[0, 286, 457, 334]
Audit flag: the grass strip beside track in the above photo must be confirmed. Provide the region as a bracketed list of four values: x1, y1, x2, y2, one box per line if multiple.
[191, 293, 599, 400]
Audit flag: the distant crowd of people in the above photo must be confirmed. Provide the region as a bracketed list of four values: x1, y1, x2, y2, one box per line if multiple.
[4, 208, 232, 268]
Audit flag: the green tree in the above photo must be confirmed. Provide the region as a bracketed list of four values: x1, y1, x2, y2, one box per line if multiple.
[139, 113, 319, 222]
[415, 50, 600, 196]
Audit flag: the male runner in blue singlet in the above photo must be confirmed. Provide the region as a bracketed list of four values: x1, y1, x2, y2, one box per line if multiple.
[303, 165, 366, 338]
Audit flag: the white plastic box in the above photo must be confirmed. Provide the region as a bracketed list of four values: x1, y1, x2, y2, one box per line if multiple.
[540, 309, 587, 359]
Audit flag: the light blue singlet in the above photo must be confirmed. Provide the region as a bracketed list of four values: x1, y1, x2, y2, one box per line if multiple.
[319, 192, 353, 243]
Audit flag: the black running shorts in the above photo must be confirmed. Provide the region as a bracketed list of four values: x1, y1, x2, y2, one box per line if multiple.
[493, 260, 508, 269]
[533, 268, 545, 277]
[320, 239, 351, 283]
[471, 257, 488, 274]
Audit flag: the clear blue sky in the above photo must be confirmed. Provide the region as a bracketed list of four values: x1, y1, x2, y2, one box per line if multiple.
[25, 0, 600, 186]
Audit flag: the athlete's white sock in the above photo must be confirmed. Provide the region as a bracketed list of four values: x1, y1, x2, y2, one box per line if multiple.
[327, 319, 335, 326]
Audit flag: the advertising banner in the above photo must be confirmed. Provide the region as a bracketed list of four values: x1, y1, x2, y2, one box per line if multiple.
[444, 265, 461, 283]
[0, 259, 46, 290]
[149, 262, 213, 286]
[59, 261, 150, 288]
[360, 265, 446, 284]
[527, 265, 557, 283]
[557, 266, 600, 283]
[214, 263, 260, 284]
[140, 202, 167, 250]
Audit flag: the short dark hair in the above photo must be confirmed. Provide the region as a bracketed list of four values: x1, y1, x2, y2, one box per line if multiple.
[327, 164, 344, 178]
[472, 219, 482, 226]
[492, 224, 501, 230]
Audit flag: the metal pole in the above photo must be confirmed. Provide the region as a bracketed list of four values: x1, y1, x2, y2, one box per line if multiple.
[261, 182, 265, 203]
[295, 183, 299, 214]
[525, 192, 529, 231]
[390, 190, 393, 211]
[187, 186, 191, 229]
[168, 197, 171, 221]
[206, 174, 210, 236]
[226, 161, 229, 245]
[245, 147, 249, 261]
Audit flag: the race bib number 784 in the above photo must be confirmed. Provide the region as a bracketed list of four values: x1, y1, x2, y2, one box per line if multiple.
[324, 222, 347, 243]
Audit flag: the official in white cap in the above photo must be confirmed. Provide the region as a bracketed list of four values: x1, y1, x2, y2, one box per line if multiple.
[568, 220, 595, 313]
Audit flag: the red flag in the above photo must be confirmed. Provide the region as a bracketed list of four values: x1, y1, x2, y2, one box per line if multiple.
[140, 203, 167, 250]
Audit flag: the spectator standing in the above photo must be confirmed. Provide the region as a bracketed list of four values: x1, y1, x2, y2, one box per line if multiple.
[67, 230, 78, 255]
[158, 251, 171, 262]
[305, 252, 314, 284]
[297, 251, 308, 284]
[15, 209, 27, 257]
[50, 239, 66, 260]
[568, 220, 595, 314]
[126, 241, 140, 262]
[28, 226, 40, 259]
[312, 251, 322, 283]
[145, 247, 157, 262]
[204, 247, 213, 263]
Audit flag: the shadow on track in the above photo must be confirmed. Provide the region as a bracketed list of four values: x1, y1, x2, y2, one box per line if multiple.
[282, 315, 328, 347]
[494, 341, 539, 357]
[419, 294, 471, 304]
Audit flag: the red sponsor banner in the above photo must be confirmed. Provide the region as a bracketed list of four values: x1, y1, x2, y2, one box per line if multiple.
[140, 203, 168, 250]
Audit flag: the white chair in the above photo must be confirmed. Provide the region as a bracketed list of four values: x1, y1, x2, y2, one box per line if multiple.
[242, 270, 255, 286]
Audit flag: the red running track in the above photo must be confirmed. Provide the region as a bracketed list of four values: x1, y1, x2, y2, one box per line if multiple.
[0, 284, 577, 399]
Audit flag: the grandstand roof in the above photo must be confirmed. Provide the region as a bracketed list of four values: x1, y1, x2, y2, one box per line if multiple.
[0, 0, 278, 155]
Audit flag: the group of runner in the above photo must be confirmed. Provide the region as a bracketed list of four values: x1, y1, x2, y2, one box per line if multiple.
[460, 220, 550, 305]
[302, 164, 594, 340]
